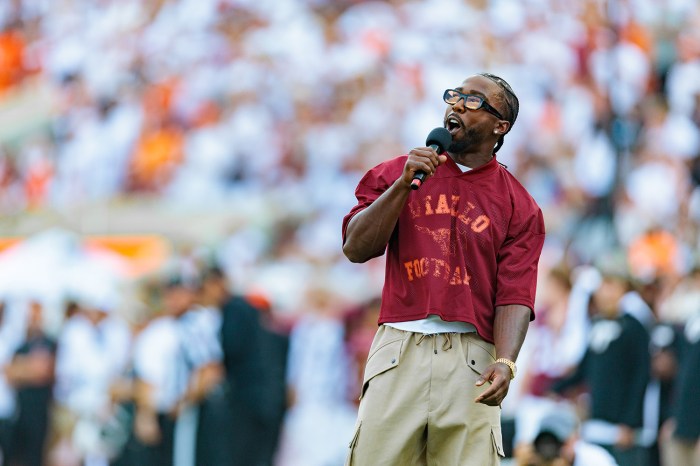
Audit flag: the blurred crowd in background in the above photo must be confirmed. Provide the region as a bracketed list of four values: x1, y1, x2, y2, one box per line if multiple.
[0, 0, 700, 465]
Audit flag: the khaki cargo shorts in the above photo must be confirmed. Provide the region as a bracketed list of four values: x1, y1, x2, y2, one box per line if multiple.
[345, 325, 504, 466]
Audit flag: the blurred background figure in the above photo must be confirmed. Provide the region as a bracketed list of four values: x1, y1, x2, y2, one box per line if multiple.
[551, 265, 655, 466]
[51, 295, 132, 466]
[185, 267, 228, 466]
[216, 267, 267, 466]
[4, 300, 56, 466]
[130, 276, 197, 466]
[276, 282, 356, 466]
[0, 301, 19, 465]
[515, 405, 617, 466]
[659, 304, 700, 466]
[247, 291, 291, 466]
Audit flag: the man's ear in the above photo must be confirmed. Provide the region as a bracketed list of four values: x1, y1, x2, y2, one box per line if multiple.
[494, 120, 511, 136]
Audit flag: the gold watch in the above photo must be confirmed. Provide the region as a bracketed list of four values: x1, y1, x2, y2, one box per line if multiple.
[496, 358, 517, 379]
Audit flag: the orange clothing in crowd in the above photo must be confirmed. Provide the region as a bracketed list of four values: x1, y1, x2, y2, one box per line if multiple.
[128, 125, 184, 191]
[628, 229, 679, 279]
[142, 79, 180, 121]
[24, 159, 54, 208]
[0, 29, 27, 94]
[621, 20, 654, 56]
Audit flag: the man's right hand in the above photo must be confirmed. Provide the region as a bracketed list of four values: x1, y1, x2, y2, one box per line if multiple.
[400, 147, 447, 187]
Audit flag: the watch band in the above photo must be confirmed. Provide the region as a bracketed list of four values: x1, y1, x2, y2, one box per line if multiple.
[496, 358, 516, 379]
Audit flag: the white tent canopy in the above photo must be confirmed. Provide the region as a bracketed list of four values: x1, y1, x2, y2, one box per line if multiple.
[0, 228, 128, 334]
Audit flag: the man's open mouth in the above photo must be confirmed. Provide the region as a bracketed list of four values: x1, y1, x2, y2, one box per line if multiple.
[445, 115, 461, 134]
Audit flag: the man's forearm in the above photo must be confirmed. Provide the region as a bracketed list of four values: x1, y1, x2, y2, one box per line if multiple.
[474, 304, 532, 405]
[493, 304, 531, 362]
[343, 179, 412, 263]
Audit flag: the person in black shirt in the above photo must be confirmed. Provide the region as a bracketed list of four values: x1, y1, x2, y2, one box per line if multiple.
[647, 322, 680, 466]
[247, 292, 290, 466]
[661, 310, 700, 466]
[5, 301, 56, 466]
[205, 267, 267, 466]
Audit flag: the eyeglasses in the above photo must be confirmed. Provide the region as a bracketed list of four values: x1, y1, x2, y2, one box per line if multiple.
[443, 89, 505, 120]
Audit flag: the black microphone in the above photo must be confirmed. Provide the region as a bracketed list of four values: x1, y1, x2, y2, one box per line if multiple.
[411, 127, 452, 190]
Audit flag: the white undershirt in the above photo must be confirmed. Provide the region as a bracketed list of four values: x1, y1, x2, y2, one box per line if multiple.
[385, 161, 476, 335]
[385, 314, 477, 334]
[455, 162, 471, 172]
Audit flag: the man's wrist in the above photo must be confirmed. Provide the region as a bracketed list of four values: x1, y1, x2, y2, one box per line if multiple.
[395, 176, 413, 190]
[496, 358, 517, 379]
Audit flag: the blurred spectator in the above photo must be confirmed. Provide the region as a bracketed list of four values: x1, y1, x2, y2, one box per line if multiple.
[247, 291, 291, 466]
[128, 117, 185, 193]
[647, 321, 681, 466]
[515, 405, 618, 466]
[0, 301, 17, 464]
[552, 267, 654, 466]
[515, 406, 617, 466]
[172, 271, 226, 466]
[658, 267, 700, 324]
[217, 268, 267, 466]
[0, 22, 30, 95]
[276, 282, 356, 466]
[660, 308, 700, 466]
[131, 278, 196, 466]
[188, 267, 229, 466]
[5, 300, 56, 466]
[50, 296, 132, 466]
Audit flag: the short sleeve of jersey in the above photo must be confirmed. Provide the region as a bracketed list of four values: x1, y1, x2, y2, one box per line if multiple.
[341, 156, 405, 254]
[494, 192, 545, 315]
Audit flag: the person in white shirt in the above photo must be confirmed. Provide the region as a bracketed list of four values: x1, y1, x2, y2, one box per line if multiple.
[172, 288, 225, 466]
[131, 277, 196, 466]
[52, 295, 132, 466]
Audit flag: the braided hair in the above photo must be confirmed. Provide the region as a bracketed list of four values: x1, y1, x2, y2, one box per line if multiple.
[477, 73, 519, 153]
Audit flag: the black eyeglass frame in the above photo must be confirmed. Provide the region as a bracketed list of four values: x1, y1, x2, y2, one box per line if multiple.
[443, 89, 505, 121]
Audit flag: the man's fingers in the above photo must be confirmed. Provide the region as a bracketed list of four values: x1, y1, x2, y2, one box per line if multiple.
[474, 368, 496, 402]
[403, 146, 447, 186]
[411, 156, 438, 172]
[475, 381, 498, 403]
[475, 367, 493, 387]
[410, 148, 443, 166]
[475, 383, 506, 405]
[474, 368, 509, 405]
[414, 160, 437, 174]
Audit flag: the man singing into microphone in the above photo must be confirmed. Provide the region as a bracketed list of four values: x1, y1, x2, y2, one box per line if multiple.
[342, 73, 545, 465]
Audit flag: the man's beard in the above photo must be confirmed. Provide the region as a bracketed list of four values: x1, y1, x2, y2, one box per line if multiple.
[447, 126, 484, 154]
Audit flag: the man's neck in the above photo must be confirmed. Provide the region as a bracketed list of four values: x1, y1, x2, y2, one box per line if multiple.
[447, 150, 493, 169]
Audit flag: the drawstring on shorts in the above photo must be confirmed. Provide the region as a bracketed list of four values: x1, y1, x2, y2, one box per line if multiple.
[416, 333, 454, 354]
[442, 332, 453, 351]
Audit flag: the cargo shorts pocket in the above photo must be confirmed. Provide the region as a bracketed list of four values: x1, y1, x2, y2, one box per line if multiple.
[344, 421, 362, 466]
[491, 424, 505, 459]
[466, 338, 496, 376]
[359, 338, 403, 400]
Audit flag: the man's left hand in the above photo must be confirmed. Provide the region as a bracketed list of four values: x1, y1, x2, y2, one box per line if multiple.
[474, 362, 511, 406]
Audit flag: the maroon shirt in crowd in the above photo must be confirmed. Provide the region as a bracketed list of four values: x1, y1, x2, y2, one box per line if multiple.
[342, 155, 545, 343]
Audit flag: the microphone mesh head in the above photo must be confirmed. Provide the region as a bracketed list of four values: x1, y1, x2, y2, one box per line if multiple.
[426, 127, 452, 154]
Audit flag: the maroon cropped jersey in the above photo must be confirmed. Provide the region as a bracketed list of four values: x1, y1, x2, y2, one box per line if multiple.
[342, 155, 545, 343]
